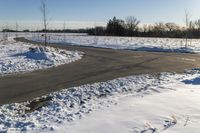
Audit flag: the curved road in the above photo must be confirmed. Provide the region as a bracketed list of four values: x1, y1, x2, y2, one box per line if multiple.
[0, 37, 200, 105]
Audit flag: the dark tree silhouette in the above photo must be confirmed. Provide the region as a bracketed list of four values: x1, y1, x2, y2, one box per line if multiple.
[106, 17, 126, 36]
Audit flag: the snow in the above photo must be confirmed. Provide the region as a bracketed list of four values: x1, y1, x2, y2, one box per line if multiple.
[1, 69, 200, 132]
[61, 81, 200, 133]
[27, 33, 200, 53]
[0, 35, 83, 76]
[1, 33, 200, 132]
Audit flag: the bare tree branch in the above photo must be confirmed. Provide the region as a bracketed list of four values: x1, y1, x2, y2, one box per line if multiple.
[125, 16, 140, 31]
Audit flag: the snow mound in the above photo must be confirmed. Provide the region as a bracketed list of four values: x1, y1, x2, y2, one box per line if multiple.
[0, 37, 83, 76]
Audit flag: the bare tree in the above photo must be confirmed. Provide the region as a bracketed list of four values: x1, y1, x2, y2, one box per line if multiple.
[94, 22, 98, 44]
[189, 21, 195, 30]
[125, 16, 140, 35]
[142, 24, 148, 32]
[165, 23, 179, 32]
[185, 10, 191, 47]
[153, 22, 166, 34]
[41, 0, 48, 46]
[15, 22, 19, 38]
[63, 21, 66, 42]
[2, 24, 9, 44]
[194, 19, 200, 30]
[3, 24, 8, 39]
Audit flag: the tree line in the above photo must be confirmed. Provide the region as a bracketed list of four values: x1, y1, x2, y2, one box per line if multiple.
[86, 16, 200, 39]
[4, 15, 200, 39]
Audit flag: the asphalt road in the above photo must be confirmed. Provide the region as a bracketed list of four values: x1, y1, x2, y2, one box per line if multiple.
[0, 37, 200, 105]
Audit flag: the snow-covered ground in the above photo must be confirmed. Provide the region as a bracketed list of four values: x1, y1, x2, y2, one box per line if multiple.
[1, 69, 200, 133]
[1, 33, 200, 132]
[27, 33, 200, 53]
[0, 35, 83, 76]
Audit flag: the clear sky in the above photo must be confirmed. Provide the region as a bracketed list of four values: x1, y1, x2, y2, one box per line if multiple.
[0, 0, 199, 30]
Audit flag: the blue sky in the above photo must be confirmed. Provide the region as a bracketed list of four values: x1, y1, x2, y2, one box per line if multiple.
[0, 0, 199, 29]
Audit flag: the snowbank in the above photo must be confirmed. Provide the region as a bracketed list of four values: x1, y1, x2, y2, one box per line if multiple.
[1, 69, 200, 132]
[0, 36, 83, 76]
[27, 34, 200, 53]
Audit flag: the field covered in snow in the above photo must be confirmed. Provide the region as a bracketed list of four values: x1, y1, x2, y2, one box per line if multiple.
[0, 34, 82, 76]
[1, 33, 200, 132]
[0, 69, 200, 133]
[27, 33, 200, 53]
